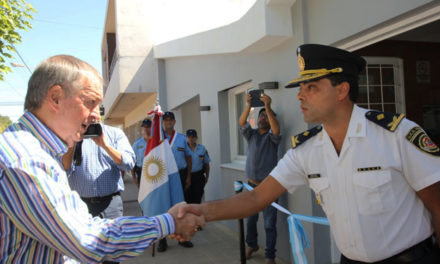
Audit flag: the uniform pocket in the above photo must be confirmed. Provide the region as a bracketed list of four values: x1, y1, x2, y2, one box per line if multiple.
[353, 170, 394, 215]
[309, 177, 333, 215]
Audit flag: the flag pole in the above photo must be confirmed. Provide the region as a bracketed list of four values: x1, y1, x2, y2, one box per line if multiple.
[235, 180, 246, 264]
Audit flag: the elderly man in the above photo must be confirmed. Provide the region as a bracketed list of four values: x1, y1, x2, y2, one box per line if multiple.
[0, 55, 204, 263]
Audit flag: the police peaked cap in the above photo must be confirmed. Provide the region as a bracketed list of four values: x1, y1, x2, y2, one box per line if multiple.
[186, 129, 197, 137]
[285, 44, 366, 88]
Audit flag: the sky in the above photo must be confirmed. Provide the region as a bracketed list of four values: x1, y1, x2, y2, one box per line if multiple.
[0, 0, 255, 122]
[0, 0, 107, 121]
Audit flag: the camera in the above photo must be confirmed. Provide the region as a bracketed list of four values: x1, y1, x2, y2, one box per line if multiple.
[84, 123, 102, 138]
[249, 89, 264, 107]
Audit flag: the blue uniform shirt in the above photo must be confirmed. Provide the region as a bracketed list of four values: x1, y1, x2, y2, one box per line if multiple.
[189, 143, 211, 172]
[132, 137, 147, 167]
[68, 125, 136, 197]
[166, 131, 191, 170]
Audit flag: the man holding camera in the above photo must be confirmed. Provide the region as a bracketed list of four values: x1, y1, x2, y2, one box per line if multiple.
[62, 116, 136, 264]
[238, 92, 281, 264]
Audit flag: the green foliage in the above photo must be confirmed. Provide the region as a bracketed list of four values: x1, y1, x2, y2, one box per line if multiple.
[0, 114, 12, 133]
[0, 0, 36, 80]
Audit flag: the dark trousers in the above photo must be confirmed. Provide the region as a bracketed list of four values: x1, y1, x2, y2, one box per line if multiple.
[81, 193, 123, 264]
[340, 236, 440, 264]
[134, 165, 142, 184]
[179, 167, 189, 201]
[186, 170, 206, 204]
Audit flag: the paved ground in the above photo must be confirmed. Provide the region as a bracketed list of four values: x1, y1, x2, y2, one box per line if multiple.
[121, 174, 288, 264]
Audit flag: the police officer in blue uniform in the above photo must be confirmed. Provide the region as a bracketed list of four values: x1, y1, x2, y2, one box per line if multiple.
[186, 129, 211, 204]
[131, 118, 151, 187]
[161, 111, 193, 250]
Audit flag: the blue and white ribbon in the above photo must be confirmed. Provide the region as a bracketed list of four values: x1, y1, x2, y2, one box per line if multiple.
[236, 181, 330, 264]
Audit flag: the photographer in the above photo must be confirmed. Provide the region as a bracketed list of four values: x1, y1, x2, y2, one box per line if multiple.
[63, 118, 135, 264]
[238, 92, 281, 264]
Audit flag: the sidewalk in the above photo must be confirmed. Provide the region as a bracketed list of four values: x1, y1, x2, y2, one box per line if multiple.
[121, 175, 287, 264]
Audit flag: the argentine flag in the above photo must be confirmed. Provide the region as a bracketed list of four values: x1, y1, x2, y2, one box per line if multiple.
[138, 106, 184, 216]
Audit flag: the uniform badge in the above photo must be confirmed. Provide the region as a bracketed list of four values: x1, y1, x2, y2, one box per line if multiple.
[406, 126, 439, 156]
[365, 111, 404, 132]
[291, 126, 322, 149]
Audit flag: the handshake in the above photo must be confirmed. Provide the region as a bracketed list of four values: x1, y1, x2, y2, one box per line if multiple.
[167, 202, 205, 241]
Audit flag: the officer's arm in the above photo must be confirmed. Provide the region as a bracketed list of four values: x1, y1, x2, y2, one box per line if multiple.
[199, 176, 285, 221]
[185, 155, 192, 189]
[417, 181, 440, 244]
[204, 163, 210, 183]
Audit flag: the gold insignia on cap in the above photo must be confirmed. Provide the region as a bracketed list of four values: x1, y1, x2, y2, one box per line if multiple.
[377, 114, 384, 120]
[303, 131, 310, 136]
[298, 53, 305, 72]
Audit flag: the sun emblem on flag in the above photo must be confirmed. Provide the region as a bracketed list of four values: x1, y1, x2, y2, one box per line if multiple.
[143, 156, 166, 183]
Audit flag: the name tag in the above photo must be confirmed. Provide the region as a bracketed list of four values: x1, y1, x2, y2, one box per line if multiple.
[307, 174, 321, 179]
[177, 147, 184, 151]
[357, 166, 381, 172]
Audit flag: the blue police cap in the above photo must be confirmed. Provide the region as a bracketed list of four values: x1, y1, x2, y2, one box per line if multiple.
[186, 129, 197, 137]
[163, 111, 175, 120]
[141, 119, 151, 127]
[285, 44, 366, 88]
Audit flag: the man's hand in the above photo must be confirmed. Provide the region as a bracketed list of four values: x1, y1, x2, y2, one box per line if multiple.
[168, 202, 205, 241]
[260, 93, 272, 107]
[91, 128, 106, 147]
[246, 92, 252, 105]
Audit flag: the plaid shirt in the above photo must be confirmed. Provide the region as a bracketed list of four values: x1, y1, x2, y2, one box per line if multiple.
[0, 112, 174, 263]
[68, 125, 135, 197]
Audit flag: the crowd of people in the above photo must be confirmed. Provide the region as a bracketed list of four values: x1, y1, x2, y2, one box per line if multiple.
[0, 43, 439, 264]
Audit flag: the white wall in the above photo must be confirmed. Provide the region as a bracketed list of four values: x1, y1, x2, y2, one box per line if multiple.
[302, 0, 433, 45]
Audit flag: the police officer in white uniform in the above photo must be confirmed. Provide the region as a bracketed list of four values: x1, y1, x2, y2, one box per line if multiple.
[176, 44, 440, 263]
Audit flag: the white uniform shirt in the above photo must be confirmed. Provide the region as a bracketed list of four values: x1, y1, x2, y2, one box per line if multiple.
[271, 105, 440, 262]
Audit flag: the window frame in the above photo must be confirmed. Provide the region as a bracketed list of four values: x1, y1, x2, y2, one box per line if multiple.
[227, 81, 254, 164]
[358, 56, 406, 113]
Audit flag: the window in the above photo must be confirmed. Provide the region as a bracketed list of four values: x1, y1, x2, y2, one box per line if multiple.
[358, 57, 405, 113]
[227, 81, 259, 161]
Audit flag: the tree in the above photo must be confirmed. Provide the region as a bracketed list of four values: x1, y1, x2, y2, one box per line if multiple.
[0, 115, 12, 133]
[0, 0, 35, 80]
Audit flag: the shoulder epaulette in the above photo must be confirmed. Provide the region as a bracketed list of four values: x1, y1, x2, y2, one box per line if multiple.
[365, 111, 405, 132]
[291, 125, 322, 149]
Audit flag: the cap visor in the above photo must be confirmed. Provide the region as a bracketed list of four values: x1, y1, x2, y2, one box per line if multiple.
[285, 73, 332, 88]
